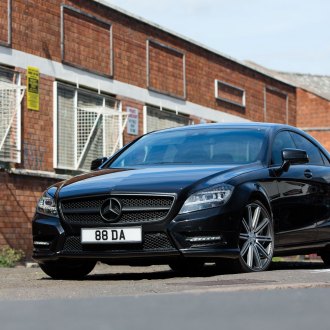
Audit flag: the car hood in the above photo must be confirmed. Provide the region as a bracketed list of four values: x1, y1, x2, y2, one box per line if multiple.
[57, 164, 261, 199]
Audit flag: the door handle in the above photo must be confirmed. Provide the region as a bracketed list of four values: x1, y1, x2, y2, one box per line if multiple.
[304, 169, 313, 179]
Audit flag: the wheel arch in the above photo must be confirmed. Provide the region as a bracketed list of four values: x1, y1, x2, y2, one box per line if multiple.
[235, 182, 273, 219]
[233, 182, 275, 272]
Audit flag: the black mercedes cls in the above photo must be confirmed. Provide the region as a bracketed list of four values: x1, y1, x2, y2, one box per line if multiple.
[33, 123, 330, 279]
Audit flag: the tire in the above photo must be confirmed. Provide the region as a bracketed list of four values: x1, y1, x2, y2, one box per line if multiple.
[169, 260, 205, 274]
[217, 200, 274, 273]
[39, 260, 96, 280]
[320, 253, 330, 267]
[215, 258, 239, 274]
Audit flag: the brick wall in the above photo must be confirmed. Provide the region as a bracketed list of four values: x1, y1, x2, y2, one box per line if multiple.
[19, 71, 55, 172]
[9, 0, 296, 125]
[0, 171, 59, 257]
[148, 40, 185, 98]
[0, 0, 9, 45]
[296, 88, 330, 151]
[265, 88, 288, 124]
[306, 131, 330, 152]
[62, 6, 112, 76]
[0, 67, 56, 257]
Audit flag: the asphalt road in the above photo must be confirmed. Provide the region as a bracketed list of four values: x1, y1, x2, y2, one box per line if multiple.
[1, 288, 330, 330]
[1, 261, 330, 300]
[1, 261, 330, 329]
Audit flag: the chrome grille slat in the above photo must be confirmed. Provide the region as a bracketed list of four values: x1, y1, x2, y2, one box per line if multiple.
[122, 206, 170, 212]
[60, 194, 175, 226]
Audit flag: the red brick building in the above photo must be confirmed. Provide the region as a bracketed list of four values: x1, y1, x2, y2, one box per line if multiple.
[247, 62, 330, 151]
[277, 73, 330, 151]
[0, 0, 329, 255]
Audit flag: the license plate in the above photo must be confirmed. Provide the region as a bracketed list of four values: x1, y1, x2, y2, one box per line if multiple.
[81, 227, 142, 244]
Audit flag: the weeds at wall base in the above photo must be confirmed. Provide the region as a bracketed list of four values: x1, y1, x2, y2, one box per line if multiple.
[0, 246, 25, 268]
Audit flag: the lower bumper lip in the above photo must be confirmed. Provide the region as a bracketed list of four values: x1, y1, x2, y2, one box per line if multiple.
[33, 248, 240, 262]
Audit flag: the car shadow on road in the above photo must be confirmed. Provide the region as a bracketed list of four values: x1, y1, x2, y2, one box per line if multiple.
[39, 261, 327, 281]
[39, 264, 233, 281]
[85, 266, 224, 281]
[85, 262, 327, 281]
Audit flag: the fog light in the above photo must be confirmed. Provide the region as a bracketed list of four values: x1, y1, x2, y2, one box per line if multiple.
[186, 236, 222, 243]
[33, 241, 50, 246]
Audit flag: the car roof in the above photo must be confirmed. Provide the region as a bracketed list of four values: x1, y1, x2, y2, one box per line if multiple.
[150, 122, 292, 134]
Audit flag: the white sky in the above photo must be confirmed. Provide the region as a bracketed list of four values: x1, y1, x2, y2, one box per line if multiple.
[104, 0, 330, 75]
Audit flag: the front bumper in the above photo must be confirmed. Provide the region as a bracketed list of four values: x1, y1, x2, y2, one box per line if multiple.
[32, 207, 241, 263]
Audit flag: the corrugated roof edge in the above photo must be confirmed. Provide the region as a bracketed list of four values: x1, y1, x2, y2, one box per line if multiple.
[276, 71, 330, 102]
[245, 61, 330, 102]
[276, 71, 330, 78]
[93, 0, 296, 89]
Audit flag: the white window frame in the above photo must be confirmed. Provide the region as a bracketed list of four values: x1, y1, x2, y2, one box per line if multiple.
[53, 81, 124, 171]
[53, 81, 58, 169]
[215, 80, 246, 108]
[143, 104, 192, 134]
[0, 66, 24, 164]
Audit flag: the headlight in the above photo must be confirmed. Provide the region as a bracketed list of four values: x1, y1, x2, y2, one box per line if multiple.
[179, 184, 234, 214]
[37, 191, 58, 216]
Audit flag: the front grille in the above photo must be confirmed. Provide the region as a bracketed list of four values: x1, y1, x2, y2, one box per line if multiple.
[60, 194, 175, 227]
[62, 196, 173, 210]
[143, 233, 174, 250]
[63, 211, 169, 225]
[62, 232, 176, 254]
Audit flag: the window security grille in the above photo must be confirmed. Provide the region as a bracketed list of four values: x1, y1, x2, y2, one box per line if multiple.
[56, 83, 127, 171]
[145, 106, 191, 133]
[0, 67, 24, 163]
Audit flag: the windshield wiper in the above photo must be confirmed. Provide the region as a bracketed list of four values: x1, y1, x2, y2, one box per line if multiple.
[135, 161, 193, 165]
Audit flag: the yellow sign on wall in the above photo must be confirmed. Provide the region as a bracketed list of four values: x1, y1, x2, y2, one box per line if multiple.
[27, 66, 40, 111]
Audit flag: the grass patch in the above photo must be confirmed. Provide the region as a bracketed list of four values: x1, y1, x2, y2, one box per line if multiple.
[272, 257, 285, 262]
[0, 246, 25, 267]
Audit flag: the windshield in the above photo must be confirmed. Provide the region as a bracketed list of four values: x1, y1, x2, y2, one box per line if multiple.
[110, 128, 268, 168]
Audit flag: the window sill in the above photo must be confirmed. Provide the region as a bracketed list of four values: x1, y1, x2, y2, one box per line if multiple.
[8, 168, 71, 180]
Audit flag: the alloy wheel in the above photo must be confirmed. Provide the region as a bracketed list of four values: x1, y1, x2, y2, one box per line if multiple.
[239, 202, 273, 271]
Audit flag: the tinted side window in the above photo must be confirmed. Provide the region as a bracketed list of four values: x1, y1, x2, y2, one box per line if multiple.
[271, 131, 296, 165]
[321, 152, 330, 166]
[290, 132, 324, 165]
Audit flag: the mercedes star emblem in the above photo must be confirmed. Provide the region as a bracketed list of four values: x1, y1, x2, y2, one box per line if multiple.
[100, 198, 122, 222]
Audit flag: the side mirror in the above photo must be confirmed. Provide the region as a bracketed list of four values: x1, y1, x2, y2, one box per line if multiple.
[90, 157, 108, 171]
[273, 148, 309, 176]
[282, 148, 309, 165]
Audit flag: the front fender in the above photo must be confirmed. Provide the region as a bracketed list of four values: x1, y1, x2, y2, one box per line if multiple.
[230, 182, 273, 219]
